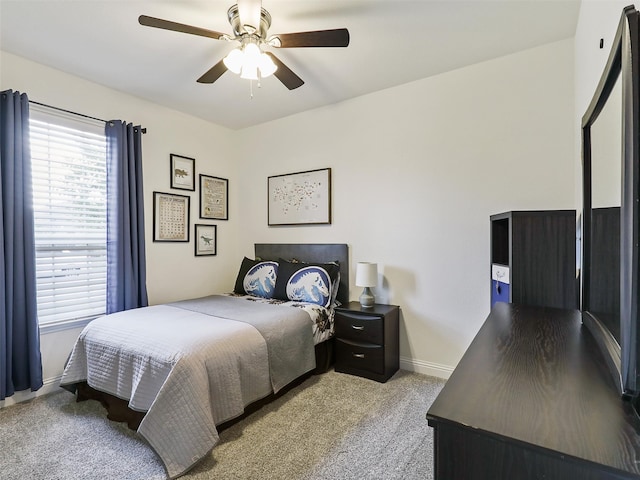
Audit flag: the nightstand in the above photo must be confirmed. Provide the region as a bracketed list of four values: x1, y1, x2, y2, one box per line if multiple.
[334, 301, 400, 382]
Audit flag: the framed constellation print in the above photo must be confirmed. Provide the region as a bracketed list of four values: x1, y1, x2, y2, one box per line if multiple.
[267, 168, 331, 226]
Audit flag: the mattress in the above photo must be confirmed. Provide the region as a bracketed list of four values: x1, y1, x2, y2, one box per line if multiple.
[59, 294, 332, 478]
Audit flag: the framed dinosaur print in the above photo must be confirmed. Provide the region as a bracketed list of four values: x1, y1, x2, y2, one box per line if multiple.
[195, 224, 217, 256]
[170, 154, 195, 191]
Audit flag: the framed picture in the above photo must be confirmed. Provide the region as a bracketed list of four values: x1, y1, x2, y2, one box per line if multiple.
[268, 168, 331, 226]
[170, 154, 195, 191]
[200, 174, 229, 220]
[153, 191, 190, 242]
[195, 224, 217, 256]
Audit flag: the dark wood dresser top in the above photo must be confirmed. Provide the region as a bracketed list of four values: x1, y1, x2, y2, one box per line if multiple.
[427, 302, 640, 477]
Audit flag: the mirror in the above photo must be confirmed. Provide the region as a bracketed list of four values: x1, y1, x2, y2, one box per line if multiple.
[591, 77, 622, 209]
[588, 74, 622, 342]
[581, 5, 640, 400]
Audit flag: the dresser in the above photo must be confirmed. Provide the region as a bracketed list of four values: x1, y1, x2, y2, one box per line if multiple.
[334, 302, 399, 382]
[426, 303, 640, 480]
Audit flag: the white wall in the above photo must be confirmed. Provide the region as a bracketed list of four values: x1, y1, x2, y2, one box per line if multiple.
[0, 34, 576, 405]
[237, 38, 576, 375]
[1, 52, 242, 405]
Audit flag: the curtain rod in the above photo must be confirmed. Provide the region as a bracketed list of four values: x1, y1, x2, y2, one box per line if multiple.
[29, 100, 147, 134]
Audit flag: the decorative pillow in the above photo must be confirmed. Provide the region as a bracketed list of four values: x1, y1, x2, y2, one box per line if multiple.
[233, 257, 278, 298]
[329, 270, 341, 307]
[233, 257, 256, 294]
[274, 260, 340, 307]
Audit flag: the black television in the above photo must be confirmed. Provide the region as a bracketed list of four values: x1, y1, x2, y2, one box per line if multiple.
[581, 5, 640, 406]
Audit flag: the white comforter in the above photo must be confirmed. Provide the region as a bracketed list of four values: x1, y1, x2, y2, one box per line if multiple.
[59, 300, 314, 478]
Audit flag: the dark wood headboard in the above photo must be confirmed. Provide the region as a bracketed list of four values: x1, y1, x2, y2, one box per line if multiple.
[255, 243, 349, 306]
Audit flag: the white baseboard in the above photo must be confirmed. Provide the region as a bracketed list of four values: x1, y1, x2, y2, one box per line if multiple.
[400, 356, 454, 380]
[1, 360, 454, 408]
[0, 374, 63, 409]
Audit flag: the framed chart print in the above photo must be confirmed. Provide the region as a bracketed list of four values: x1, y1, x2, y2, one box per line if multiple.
[268, 168, 331, 226]
[195, 224, 217, 256]
[153, 191, 190, 242]
[200, 174, 229, 220]
[170, 154, 195, 191]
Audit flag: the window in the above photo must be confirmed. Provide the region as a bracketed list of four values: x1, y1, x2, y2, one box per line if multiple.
[29, 105, 107, 328]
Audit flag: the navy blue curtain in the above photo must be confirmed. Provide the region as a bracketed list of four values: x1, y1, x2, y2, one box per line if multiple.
[0, 90, 43, 400]
[105, 121, 148, 314]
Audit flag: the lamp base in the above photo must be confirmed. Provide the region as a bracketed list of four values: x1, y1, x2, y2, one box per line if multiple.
[359, 287, 375, 308]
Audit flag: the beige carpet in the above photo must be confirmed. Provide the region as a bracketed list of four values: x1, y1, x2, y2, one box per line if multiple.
[0, 369, 445, 480]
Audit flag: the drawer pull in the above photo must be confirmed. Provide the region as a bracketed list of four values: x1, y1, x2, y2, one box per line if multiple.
[351, 325, 365, 331]
[353, 353, 365, 359]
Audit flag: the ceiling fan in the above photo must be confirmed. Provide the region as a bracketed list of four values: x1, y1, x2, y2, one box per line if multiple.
[138, 0, 350, 90]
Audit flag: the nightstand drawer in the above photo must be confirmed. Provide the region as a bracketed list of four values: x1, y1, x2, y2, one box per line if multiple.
[335, 311, 383, 344]
[335, 339, 384, 375]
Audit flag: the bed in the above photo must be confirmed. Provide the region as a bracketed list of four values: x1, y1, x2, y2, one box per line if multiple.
[59, 243, 349, 479]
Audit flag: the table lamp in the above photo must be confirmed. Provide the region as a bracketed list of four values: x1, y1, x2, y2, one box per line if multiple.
[356, 262, 378, 308]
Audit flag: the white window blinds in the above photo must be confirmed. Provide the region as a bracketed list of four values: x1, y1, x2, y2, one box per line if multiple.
[29, 105, 107, 326]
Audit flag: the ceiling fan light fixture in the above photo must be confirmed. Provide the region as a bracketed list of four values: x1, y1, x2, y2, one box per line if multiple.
[224, 39, 277, 80]
[138, 3, 348, 90]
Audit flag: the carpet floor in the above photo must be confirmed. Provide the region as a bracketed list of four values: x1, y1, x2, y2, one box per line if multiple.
[0, 369, 445, 480]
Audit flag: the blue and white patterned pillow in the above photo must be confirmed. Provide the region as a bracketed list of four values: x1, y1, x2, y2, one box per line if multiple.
[284, 266, 332, 307]
[243, 261, 278, 298]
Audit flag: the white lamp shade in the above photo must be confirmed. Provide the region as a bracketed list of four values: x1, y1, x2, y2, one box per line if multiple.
[223, 48, 243, 74]
[259, 53, 277, 77]
[239, 43, 260, 80]
[356, 262, 378, 287]
[243, 42, 261, 65]
[240, 64, 259, 80]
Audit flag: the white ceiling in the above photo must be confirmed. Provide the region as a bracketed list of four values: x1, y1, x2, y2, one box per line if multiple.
[0, 0, 581, 130]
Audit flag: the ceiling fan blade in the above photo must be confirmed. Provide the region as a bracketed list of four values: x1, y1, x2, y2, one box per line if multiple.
[271, 28, 350, 48]
[264, 52, 304, 90]
[237, 0, 262, 33]
[138, 15, 227, 40]
[197, 59, 228, 84]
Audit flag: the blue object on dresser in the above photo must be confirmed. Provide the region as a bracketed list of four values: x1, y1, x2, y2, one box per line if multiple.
[491, 263, 510, 307]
